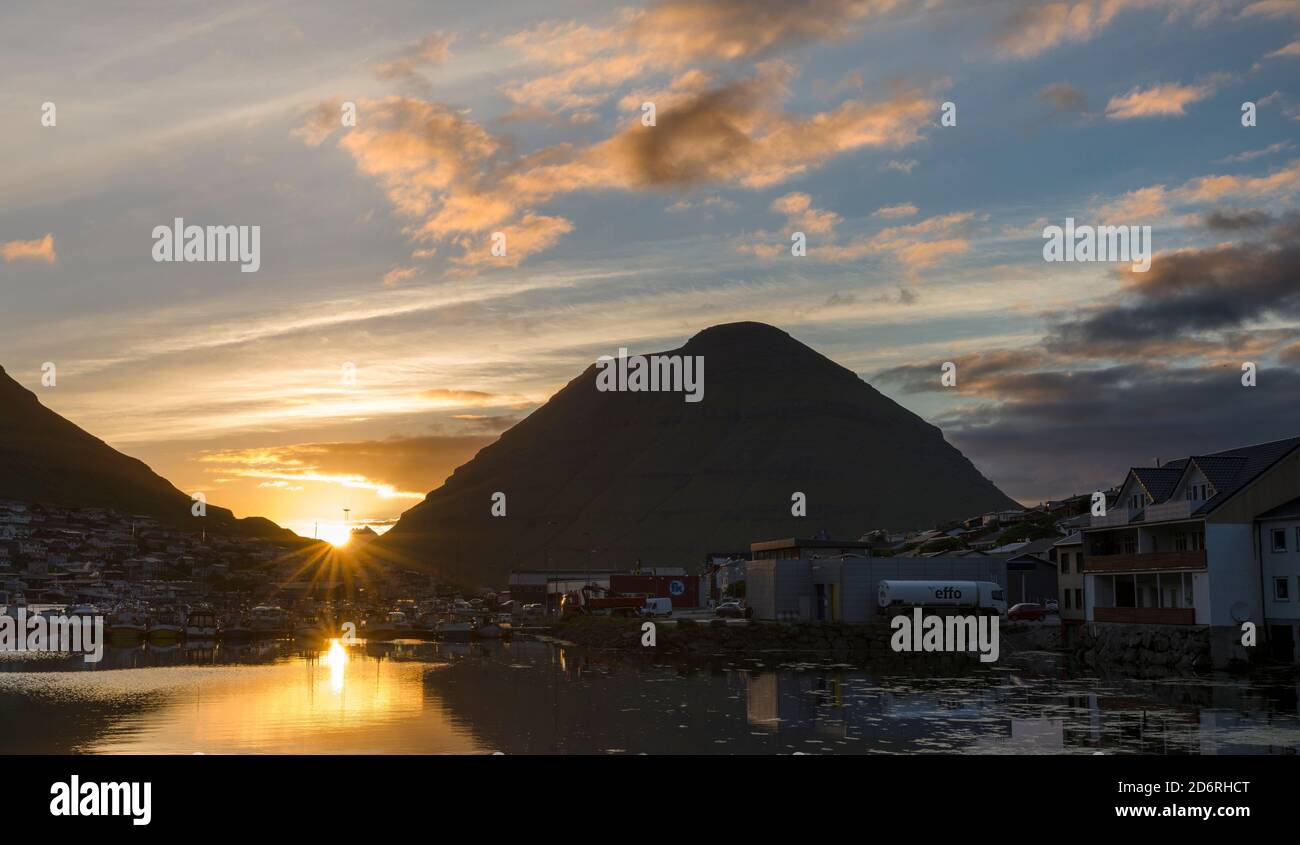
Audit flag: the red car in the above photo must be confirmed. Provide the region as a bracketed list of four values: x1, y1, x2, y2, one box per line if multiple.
[1007, 603, 1051, 621]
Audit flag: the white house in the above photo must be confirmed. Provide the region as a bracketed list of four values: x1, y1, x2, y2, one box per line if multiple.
[1082, 435, 1300, 665]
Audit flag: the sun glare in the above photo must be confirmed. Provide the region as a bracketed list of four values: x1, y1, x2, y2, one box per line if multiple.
[318, 522, 352, 547]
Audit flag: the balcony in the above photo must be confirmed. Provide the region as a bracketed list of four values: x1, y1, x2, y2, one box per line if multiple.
[1084, 550, 1206, 573]
[1145, 499, 1195, 523]
[1094, 607, 1195, 625]
[1090, 509, 1136, 528]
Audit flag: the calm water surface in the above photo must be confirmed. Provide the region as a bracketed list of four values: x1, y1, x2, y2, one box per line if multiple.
[2, 638, 1299, 754]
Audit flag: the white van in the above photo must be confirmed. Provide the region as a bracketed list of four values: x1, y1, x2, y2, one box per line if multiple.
[642, 597, 673, 617]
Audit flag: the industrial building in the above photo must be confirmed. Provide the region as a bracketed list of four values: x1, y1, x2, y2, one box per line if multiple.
[745, 537, 1008, 623]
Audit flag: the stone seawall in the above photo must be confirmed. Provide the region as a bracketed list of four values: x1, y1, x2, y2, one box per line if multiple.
[1070, 623, 1212, 674]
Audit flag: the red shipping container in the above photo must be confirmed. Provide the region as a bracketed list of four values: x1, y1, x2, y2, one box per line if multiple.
[609, 574, 700, 608]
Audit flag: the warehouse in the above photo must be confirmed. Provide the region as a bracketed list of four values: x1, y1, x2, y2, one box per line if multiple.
[745, 538, 1007, 623]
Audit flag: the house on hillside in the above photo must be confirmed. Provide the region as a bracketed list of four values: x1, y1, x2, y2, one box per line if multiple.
[990, 537, 1060, 606]
[1052, 533, 1085, 624]
[1082, 436, 1300, 665]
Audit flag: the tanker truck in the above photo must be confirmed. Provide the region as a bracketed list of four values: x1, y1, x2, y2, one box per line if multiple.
[877, 580, 1006, 617]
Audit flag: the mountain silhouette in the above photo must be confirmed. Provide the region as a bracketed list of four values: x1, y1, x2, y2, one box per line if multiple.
[0, 365, 291, 539]
[371, 322, 1018, 583]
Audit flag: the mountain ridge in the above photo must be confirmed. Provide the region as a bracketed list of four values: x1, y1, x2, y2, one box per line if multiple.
[0, 365, 293, 539]
[371, 321, 1019, 582]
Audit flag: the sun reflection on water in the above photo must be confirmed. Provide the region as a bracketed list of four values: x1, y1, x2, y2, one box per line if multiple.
[323, 638, 348, 693]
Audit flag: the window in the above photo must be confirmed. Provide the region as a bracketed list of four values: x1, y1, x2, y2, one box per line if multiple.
[1275, 577, 1291, 601]
[1175, 533, 1187, 552]
[1064, 591, 1072, 609]
[1075, 588, 1084, 609]
[1122, 536, 1137, 555]
[1272, 529, 1287, 553]
[1061, 553, 1070, 575]
[1130, 494, 1143, 510]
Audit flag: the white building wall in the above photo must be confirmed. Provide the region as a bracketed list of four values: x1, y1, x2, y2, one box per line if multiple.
[1205, 523, 1260, 626]
[1262, 518, 1300, 623]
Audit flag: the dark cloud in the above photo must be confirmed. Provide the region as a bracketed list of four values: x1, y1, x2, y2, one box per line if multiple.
[1203, 208, 1274, 231]
[1037, 83, 1087, 115]
[940, 363, 1300, 502]
[1049, 212, 1300, 357]
[870, 209, 1300, 501]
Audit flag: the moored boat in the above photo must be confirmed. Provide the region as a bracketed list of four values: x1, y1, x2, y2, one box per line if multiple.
[362, 610, 413, 641]
[435, 618, 474, 641]
[107, 608, 149, 642]
[248, 605, 290, 638]
[148, 607, 184, 642]
[294, 614, 334, 642]
[184, 606, 220, 639]
[221, 613, 254, 641]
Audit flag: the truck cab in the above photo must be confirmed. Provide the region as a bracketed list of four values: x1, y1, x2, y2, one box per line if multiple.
[642, 597, 673, 617]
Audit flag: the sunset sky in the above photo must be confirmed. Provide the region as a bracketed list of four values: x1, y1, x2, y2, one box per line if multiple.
[2, 0, 1299, 539]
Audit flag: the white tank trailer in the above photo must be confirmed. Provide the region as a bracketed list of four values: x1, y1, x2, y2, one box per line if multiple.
[877, 580, 1007, 617]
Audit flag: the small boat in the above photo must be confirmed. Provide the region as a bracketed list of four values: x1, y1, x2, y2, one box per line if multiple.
[148, 608, 184, 642]
[184, 606, 220, 640]
[248, 605, 290, 638]
[436, 618, 474, 642]
[294, 615, 334, 642]
[221, 613, 254, 641]
[107, 608, 148, 641]
[362, 610, 413, 641]
[473, 613, 514, 640]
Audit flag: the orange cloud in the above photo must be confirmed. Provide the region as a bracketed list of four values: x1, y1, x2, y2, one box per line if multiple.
[374, 32, 453, 81]
[1093, 160, 1300, 221]
[2, 233, 56, 263]
[1105, 81, 1215, 119]
[872, 202, 919, 218]
[500, 1, 909, 112]
[995, 0, 1139, 59]
[770, 192, 841, 235]
[300, 69, 934, 265]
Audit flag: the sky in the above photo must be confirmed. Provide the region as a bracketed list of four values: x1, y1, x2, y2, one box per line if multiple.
[2, 0, 1299, 540]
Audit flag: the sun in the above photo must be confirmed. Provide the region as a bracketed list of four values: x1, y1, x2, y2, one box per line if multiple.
[318, 522, 352, 547]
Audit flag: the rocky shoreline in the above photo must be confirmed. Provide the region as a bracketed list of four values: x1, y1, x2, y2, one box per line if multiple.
[1069, 622, 1213, 674]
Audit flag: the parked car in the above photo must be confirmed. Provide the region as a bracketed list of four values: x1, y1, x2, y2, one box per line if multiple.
[1044, 599, 1059, 613]
[715, 601, 747, 618]
[1008, 602, 1051, 621]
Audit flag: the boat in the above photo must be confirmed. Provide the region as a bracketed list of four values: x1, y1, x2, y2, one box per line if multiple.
[221, 613, 254, 641]
[294, 614, 334, 642]
[248, 605, 290, 638]
[184, 606, 220, 639]
[362, 610, 414, 641]
[148, 607, 184, 642]
[107, 607, 149, 642]
[435, 618, 474, 642]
